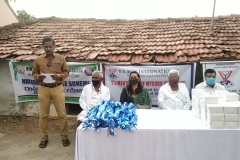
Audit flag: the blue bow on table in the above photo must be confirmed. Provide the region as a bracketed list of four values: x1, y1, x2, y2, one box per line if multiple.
[82, 100, 138, 136]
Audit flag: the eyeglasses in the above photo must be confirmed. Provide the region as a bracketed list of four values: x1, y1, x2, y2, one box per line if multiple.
[47, 59, 51, 67]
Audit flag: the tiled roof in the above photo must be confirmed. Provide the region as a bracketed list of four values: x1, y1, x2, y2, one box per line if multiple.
[0, 15, 240, 64]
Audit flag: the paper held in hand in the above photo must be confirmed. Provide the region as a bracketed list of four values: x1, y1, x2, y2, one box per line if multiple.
[41, 73, 55, 83]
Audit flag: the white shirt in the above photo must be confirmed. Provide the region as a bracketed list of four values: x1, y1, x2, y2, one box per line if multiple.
[77, 83, 110, 121]
[158, 83, 191, 110]
[195, 82, 226, 94]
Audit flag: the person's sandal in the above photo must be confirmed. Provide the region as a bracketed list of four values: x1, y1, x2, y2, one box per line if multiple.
[39, 140, 48, 148]
[62, 138, 70, 147]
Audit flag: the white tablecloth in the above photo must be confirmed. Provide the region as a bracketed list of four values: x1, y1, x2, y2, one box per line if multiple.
[75, 110, 240, 160]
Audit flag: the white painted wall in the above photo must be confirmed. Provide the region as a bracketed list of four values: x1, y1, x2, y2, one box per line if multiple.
[0, 0, 19, 27]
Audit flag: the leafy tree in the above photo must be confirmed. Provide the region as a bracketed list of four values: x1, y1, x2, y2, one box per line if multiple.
[16, 10, 36, 21]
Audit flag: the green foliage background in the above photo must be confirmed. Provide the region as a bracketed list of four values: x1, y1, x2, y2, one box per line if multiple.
[16, 10, 36, 21]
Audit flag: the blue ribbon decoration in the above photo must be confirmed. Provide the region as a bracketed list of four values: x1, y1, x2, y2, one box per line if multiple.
[81, 100, 138, 136]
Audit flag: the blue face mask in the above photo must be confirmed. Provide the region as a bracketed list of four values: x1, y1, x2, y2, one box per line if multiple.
[206, 77, 215, 85]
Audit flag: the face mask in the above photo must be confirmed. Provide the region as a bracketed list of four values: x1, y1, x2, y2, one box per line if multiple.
[169, 79, 179, 86]
[129, 78, 138, 85]
[206, 77, 215, 86]
[46, 50, 52, 54]
[92, 80, 100, 86]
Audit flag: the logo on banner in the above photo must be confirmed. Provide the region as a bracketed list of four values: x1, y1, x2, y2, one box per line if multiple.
[84, 67, 94, 76]
[218, 71, 234, 88]
[16, 65, 25, 74]
[108, 69, 117, 79]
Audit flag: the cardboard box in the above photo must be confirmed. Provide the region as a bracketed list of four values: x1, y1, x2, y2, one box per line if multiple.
[224, 93, 239, 102]
[224, 122, 238, 129]
[207, 104, 224, 114]
[209, 122, 224, 129]
[208, 114, 224, 122]
[225, 114, 239, 122]
[204, 95, 219, 104]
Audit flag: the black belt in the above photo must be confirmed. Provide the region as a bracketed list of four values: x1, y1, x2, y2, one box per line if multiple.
[40, 84, 62, 88]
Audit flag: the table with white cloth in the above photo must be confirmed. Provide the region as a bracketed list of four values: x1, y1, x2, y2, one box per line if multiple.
[75, 109, 240, 160]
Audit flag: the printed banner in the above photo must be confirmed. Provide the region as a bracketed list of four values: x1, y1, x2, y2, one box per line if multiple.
[103, 63, 196, 106]
[202, 61, 240, 94]
[9, 61, 98, 103]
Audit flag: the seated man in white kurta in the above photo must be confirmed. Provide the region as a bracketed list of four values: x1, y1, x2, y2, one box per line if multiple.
[77, 71, 110, 125]
[158, 69, 191, 110]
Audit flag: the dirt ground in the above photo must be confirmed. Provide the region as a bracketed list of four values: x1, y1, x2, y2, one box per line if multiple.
[0, 115, 78, 160]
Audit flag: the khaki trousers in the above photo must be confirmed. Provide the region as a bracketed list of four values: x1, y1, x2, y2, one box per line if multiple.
[38, 85, 68, 140]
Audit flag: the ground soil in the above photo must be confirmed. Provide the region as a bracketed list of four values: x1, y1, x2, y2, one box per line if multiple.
[0, 115, 77, 160]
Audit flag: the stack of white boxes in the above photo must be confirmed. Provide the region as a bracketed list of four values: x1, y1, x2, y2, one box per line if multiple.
[191, 89, 205, 119]
[192, 89, 240, 129]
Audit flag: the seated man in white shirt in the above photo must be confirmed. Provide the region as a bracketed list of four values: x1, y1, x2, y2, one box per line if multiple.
[158, 69, 191, 110]
[77, 71, 110, 126]
[195, 68, 226, 94]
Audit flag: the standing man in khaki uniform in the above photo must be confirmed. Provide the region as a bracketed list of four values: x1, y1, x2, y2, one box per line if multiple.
[32, 36, 70, 148]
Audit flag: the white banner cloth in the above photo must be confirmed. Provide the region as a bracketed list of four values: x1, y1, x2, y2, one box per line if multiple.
[103, 63, 196, 106]
[202, 61, 240, 94]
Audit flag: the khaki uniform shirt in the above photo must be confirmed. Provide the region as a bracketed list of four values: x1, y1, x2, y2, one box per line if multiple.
[32, 53, 69, 85]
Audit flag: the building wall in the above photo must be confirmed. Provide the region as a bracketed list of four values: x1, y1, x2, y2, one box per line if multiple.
[0, 60, 39, 116]
[0, 0, 19, 27]
[0, 59, 203, 116]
